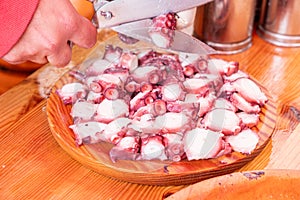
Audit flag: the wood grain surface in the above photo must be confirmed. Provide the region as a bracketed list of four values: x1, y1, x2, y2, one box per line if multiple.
[1, 30, 300, 199]
[165, 169, 300, 200]
[0, 67, 30, 95]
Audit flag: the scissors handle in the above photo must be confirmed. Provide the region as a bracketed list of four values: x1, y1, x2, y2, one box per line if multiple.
[70, 0, 95, 20]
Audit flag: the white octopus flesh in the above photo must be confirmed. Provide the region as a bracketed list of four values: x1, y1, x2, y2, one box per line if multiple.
[56, 46, 268, 163]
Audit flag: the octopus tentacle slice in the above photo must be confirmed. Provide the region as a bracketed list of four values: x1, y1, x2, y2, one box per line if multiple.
[154, 112, 190, 133]
[124, 80, 139, 93]
[184, 92, 216, 118]
[163, 133, 185, 162]
[161, 83, 186, 102]
[86, 91, 104, 103]
[207, 59, 239, 76]
[119, 52, 138, 72]
[69, 121, 107, 145]
[116, 136, 140, 152]
[178, 52, 209, 73]
[183, 128, 224, 160]
[102, 117, 132, 144]
[85, 76, 103, 93]
[94, 99, 129, 123]
[56, 82, 86, 104]
[102, 67, 129, 83]
[212, 98, 237, 112]
[230, 92, 261, 114]
[237, 112, 260, 128]
[129, 90, 150, 111]
[129, 114, 160, 134]
[71, 101, 97, 121]
[222, 70, 249, 83]
[231, 78, 268, 105]
[103, 45, 123, 64]
[130, 65, 159, 83]
[226, 129, 259, 154]
[148, 13, 177, 49]
[217, 82, 236, 98]
[183, 78, 211, 95]
[85, 59, 113, 76]
[95, 73, 124, 89]
[109, 145, 140, 163]
[202, 108, 242, 135]
[140, 135, 167, 161]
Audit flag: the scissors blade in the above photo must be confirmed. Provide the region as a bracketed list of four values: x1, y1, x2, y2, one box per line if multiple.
[112, 19, 218, 55]
[97, 0, 213, 28]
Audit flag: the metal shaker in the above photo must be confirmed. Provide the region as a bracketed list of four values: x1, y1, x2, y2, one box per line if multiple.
[193, 0, 257, 54]
[257, 0, 300, 47]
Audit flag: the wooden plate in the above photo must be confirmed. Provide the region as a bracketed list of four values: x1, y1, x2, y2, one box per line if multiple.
[165, 169, 300, 199]
[46, 36, 277, 186]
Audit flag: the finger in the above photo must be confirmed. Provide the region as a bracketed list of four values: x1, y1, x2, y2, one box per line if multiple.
[28, 56, 48, 65]
[70, 17, 97, 49]
[18, 47, 49, 65]
[3, 37, 48, 65]
[2, 55, 23, 65]
[6, 50, 48, 66]
[1, 45, 27, 64]
[2, 57, 27, 65]
[46, 43, 72, 67]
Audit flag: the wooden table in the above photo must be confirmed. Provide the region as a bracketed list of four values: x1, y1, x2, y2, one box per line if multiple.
[1, 30, 300, 199]
[0, 67, 30, 95]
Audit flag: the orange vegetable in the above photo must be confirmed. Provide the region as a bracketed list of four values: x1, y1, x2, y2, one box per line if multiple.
[70, 0, 95, 20]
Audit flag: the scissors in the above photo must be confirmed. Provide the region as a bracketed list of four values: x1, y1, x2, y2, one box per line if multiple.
[70, 0, 216, 55]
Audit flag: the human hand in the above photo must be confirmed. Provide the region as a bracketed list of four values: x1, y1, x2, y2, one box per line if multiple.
[2, 0, 97, 67]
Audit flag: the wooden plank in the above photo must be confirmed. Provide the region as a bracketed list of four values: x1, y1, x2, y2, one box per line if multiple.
[266, 124, 300, 169]
[0, 68, 30, 95]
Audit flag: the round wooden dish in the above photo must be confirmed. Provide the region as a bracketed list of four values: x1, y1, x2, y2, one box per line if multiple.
[165, 169, 300, 199]
[46, 38, 277, 186]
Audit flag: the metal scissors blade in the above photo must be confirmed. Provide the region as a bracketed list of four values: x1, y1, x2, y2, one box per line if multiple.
[112, 19, 218, 55]
[95, 0, 213, 28]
